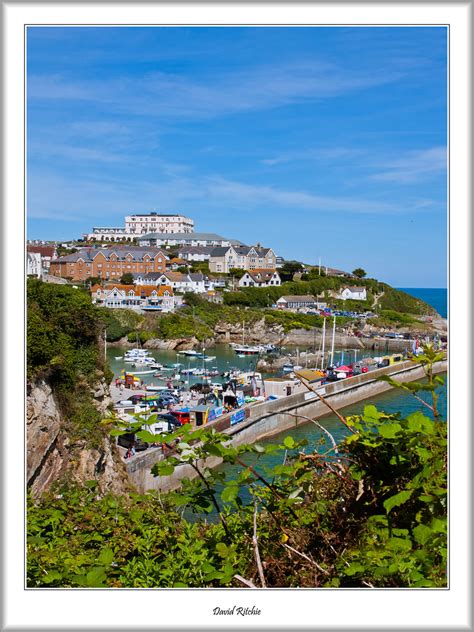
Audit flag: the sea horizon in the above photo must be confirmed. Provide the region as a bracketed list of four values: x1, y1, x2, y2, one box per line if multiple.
[397, 287, 447, 319]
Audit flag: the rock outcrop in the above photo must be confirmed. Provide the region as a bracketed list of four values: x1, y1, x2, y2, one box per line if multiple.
[214, 318, 284, 345]
[27, 380, 131, 499]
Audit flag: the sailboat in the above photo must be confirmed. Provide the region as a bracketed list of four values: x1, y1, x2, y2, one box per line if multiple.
[321, 317, 326, 370]
[233, 320, 262, 355]
[329, 315, 336, 367]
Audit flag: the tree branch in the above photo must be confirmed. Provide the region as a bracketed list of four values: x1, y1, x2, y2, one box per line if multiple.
[294, 374, 357, 434]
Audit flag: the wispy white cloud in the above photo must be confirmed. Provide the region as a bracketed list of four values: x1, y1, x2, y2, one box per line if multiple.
[27, 167, 440, 222]
[28, 141, 125, 164]
[261, 147, 365, 166]
[28, 60, 405, 120]
[204, 177, 432, 214]
[369, 146, 446, 184]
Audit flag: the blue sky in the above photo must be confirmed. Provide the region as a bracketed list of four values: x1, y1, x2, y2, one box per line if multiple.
[27, 26, 447, 287]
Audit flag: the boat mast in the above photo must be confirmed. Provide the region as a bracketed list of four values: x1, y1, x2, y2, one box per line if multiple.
[321, 317, 326, 370]
[330, 315, 336, 366]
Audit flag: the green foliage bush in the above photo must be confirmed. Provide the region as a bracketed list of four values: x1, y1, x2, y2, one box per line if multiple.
[27, 279, 109, 447]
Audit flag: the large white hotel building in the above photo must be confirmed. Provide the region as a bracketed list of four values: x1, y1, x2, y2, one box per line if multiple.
[85, 212, 194, 242]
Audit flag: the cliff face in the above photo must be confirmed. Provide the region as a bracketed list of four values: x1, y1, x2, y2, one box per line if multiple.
[27, 380, 131, 499]
[214, 318, 284, 345]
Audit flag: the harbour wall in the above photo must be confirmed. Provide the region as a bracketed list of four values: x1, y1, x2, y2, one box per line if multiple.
[125, 359, 447, 493]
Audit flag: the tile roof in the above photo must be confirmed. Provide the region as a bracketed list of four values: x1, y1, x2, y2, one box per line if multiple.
[54, 247, 168, 263]
[244, 269, 279, 282]
[209, 246, 231, 257]
[178, 246, 215, 254]
[27, 245, 56, 257]
[341, 286, 366, 292]
[139, 232, 231, 241]
[94, 284, 174, 297]
[162, 271, 185, 282]
[188, 272, 207, 281]
[131, 272, 163, 280]
[277, 295, 317, 302]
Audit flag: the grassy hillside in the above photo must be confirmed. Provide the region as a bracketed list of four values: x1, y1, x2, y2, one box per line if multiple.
[223, 277, 436, 316]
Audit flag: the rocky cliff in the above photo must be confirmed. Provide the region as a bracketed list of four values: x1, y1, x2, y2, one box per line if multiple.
[213, 318, 284, 345]
[27, 380, 131, 499]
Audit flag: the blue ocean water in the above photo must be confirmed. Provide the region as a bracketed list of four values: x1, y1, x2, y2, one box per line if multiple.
[397, 288, 447, 318]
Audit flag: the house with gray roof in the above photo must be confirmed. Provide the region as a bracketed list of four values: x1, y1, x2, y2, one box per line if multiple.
[209, 244, 277, 273]
[137, 232, 236, 248]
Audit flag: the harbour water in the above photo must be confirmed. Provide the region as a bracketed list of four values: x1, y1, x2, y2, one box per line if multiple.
[210, 373, 448, 513]
[106, 344, 386, 388]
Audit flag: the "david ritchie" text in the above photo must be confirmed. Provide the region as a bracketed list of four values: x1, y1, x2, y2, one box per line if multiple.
[213, 606, 261, 616]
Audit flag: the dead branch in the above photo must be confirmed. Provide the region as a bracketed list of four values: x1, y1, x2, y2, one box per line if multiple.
[253, 502, 266, 588]
[234, 574, 257, 588]
[282, 542, 329, 575]
[356, 478, 365, 501]
[287, 411, 339, 454]
[294, 374, 357, 434]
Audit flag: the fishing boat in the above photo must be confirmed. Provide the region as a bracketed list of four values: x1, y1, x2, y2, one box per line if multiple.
[114, 356, 123, 360]
[204, 356, 216, 362]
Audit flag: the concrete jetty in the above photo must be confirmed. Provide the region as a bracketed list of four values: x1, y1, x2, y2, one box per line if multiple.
[124, 359, 447, 493]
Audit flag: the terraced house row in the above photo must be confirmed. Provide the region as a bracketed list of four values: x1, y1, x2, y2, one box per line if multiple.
[50, 247, 168, 281]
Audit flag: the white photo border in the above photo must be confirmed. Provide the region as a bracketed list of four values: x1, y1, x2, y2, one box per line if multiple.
[2, 1, 471, 630]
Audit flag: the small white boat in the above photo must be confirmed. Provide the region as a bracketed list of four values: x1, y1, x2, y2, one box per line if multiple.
[114, 356, 123, 360]
[127, 369, 156, 375]
[204, 356, 216, 362]
[233, 345, 262, 355]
